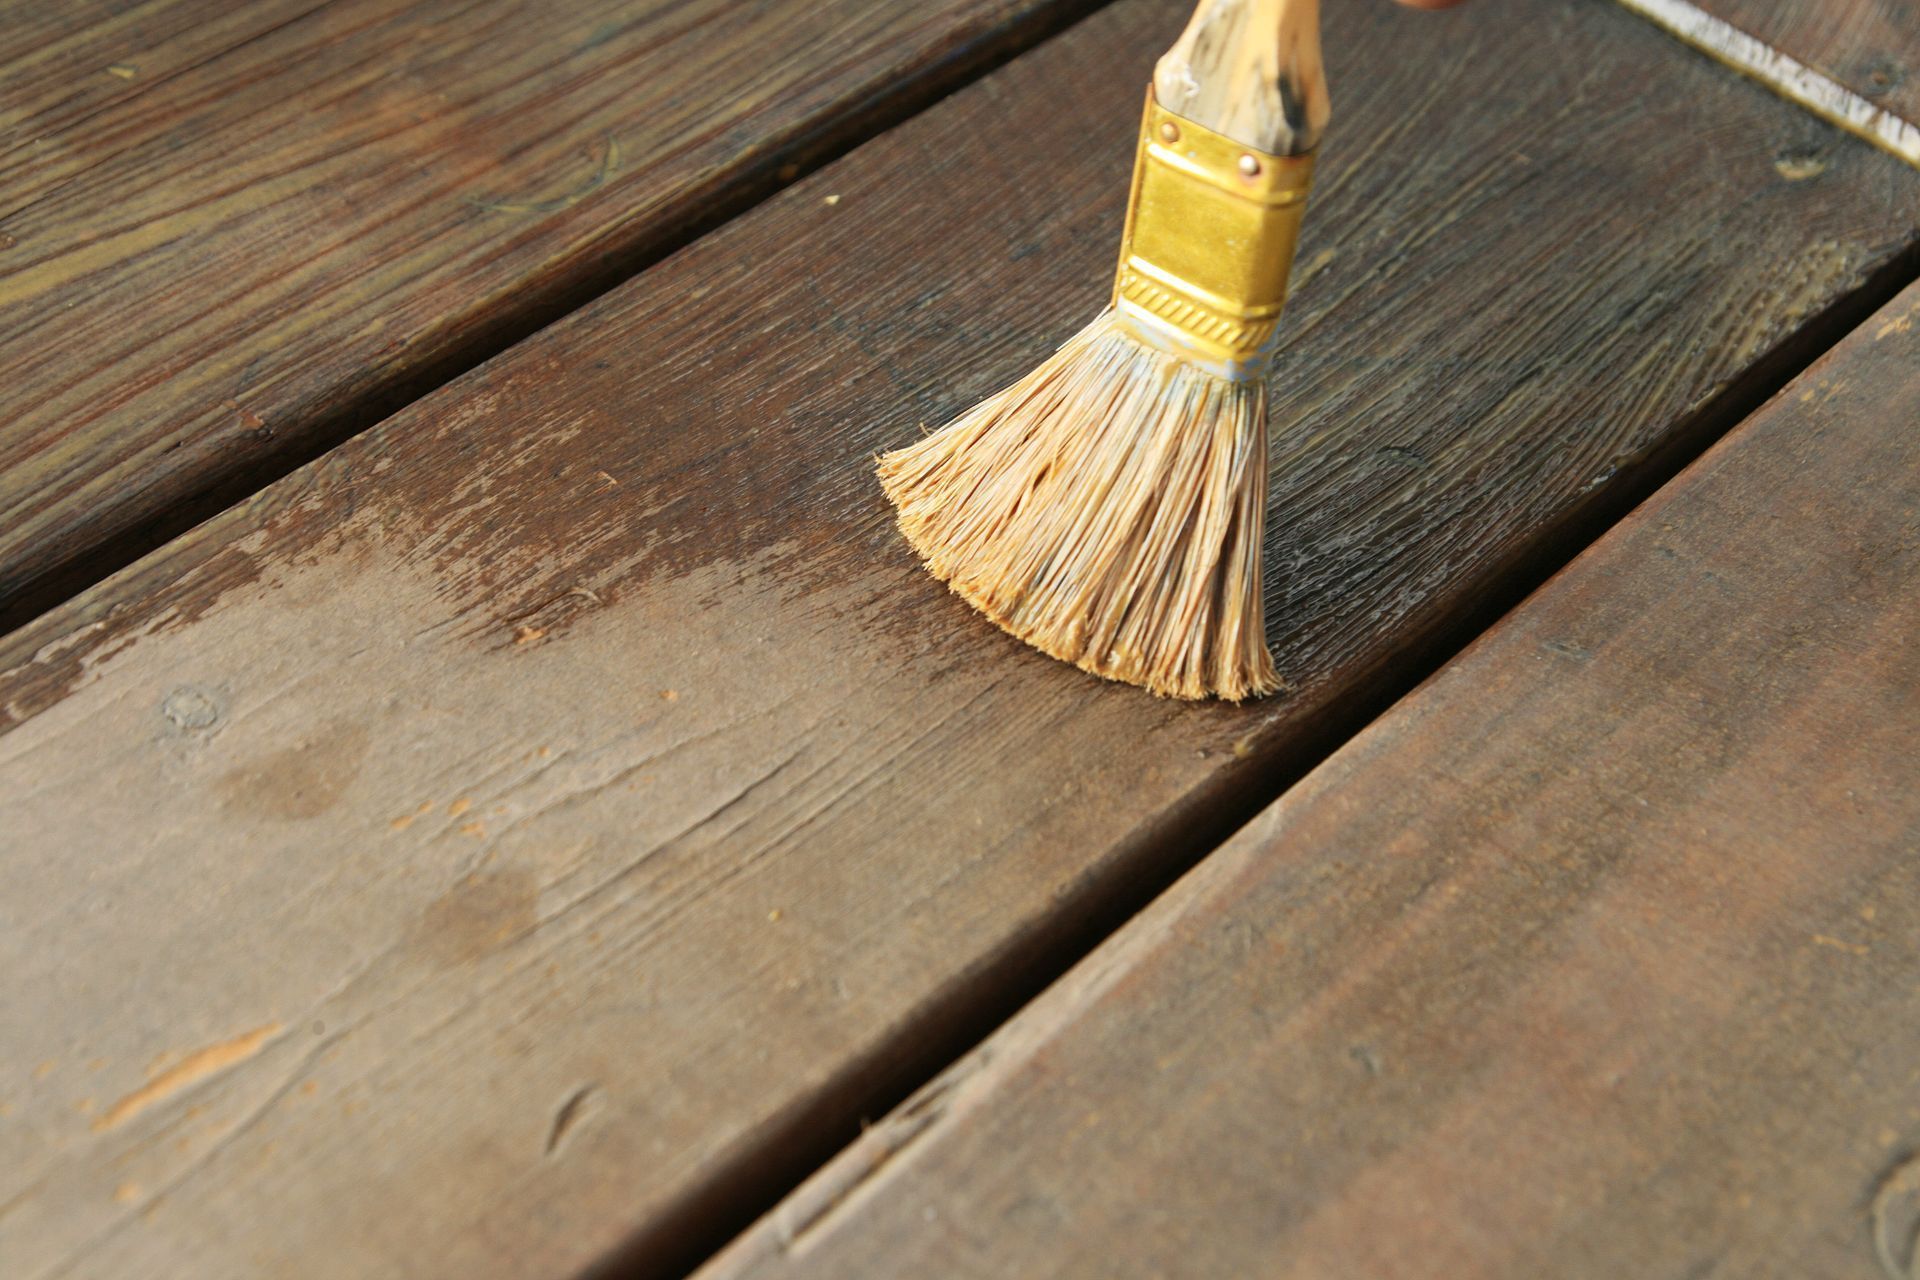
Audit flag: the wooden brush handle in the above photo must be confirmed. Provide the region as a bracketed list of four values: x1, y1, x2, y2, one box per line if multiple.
[1153, 0, 1328, 156]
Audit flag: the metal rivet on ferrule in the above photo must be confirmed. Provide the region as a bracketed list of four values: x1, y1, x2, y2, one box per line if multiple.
[1238, 154, 1262, 178]
[1159, 121, 1180, 143]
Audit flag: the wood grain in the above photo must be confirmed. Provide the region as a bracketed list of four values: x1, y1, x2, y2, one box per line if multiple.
[1617, 0, 1920, 165]
[1, 0, 1917, 1276]
[0, 0, 1094, 626]
[704, 279, 1920, 1280]
[0, 2, 321, 146]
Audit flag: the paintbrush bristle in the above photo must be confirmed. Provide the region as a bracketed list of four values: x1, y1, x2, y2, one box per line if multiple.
[878, 308, 1282, 701]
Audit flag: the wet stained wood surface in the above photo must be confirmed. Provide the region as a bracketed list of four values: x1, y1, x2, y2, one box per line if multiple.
[705, 279, 1920, 1280]
[0, 0, 1090, 626]
[2, 0, 1918, 1275]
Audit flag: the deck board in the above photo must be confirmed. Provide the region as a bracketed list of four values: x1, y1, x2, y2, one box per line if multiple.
[703, 278, 1920, 1280]
[2, 0, 1918, 1276]
[0, 0, 1093, 626]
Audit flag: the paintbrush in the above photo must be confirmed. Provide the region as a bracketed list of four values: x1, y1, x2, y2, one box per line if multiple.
[879, 0, 1327, 701]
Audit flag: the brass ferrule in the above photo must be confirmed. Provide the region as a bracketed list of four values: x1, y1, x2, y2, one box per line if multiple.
[1113, 89, 1317, 381]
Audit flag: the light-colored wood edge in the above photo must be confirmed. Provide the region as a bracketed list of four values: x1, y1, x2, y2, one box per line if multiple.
[1615, 0, 1920, 168]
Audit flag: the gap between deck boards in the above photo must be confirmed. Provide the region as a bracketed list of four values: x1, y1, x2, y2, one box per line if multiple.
[0, 0, 1115, 639]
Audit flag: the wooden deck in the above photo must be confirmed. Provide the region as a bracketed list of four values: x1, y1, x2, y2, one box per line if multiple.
[0, 0, 1096, 628]
[706, 276, 1920, 1280]
[2, 1, 1917, 1277]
